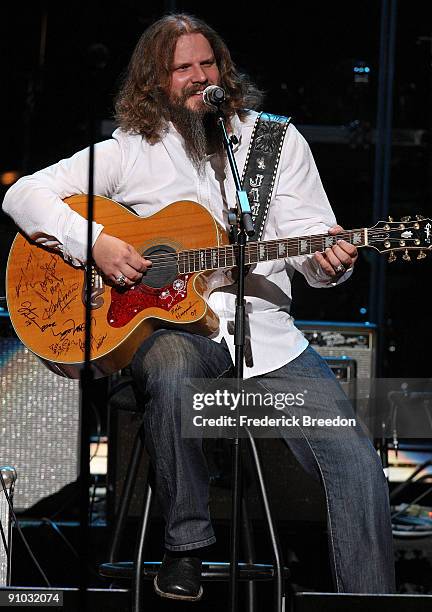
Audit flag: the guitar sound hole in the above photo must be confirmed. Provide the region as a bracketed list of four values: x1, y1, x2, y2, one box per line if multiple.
[141, 244, 178, 289]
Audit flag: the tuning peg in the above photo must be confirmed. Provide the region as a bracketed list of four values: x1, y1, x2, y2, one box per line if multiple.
[400, 216, 411, 222]
[402, 249, 411, 261]
[388, 251, 397, 263]
[388, 216, 394, 222]
[415, 215, 425, 220]
[417, 251, 427, 260]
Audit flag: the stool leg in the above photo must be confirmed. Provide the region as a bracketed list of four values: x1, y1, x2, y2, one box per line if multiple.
[241, 495, 257, 612]
[246, 430, 286, 612]
[109, 421, 145, 563]
[132, 466, 154, 612]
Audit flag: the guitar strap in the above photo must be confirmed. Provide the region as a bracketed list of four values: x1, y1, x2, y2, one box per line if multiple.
[240, 112, 291, 241]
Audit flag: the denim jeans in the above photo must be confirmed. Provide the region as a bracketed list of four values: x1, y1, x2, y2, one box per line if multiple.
[131, 329, 395, 593]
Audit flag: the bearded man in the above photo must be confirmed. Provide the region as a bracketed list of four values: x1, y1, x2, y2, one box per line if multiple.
[2, 13, 395, 602]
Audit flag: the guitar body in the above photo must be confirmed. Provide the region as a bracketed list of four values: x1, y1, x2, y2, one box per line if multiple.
[6, 196, 230, 378]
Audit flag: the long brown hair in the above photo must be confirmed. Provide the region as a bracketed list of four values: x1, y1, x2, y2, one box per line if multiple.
[114, 13, 264, 142]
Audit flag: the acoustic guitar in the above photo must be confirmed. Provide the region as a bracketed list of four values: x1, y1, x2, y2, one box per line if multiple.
[6, 195, 431, 378]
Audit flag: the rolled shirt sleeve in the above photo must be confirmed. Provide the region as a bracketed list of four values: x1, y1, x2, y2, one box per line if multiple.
[2, 135, 126, 266]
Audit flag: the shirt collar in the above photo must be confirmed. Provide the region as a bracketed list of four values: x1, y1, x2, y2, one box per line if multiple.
[229, 114, 243, 152]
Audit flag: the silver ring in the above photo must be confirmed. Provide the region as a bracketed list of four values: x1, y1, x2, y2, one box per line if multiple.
[334, 263, 346, 274]
[115, 274, 127, 287]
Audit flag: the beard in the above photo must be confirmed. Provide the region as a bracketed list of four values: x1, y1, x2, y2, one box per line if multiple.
[165, 87, 225, 171]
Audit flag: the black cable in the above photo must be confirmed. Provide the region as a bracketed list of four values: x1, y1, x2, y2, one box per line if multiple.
[0, 472, 51, 587]
[89, 395, 106, 526]
[391, 484, 432, 519]
[0, 517, 8, 557]
[41, 518, 79, 560]
[390, 458, 432, 501]
[88, 474, 98, 525]
[90, 400, 102, 462]
[0, 470, 15, 586]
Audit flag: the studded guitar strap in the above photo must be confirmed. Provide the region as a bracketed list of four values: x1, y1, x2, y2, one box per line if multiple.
[240, 112, 291, 241]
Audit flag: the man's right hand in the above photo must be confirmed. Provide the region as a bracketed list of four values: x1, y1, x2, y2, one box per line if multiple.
[92, 232, 152, 286]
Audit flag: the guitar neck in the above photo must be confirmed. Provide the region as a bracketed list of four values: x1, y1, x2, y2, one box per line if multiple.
[177, 229, 367, 274]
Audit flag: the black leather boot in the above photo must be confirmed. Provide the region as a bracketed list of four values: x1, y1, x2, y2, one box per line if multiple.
[154, 554, 203, 601]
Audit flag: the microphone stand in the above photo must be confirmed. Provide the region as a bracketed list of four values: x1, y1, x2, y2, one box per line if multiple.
[79, 43, 109, 609]
[214, 105, 254, 612]
[78, 106, 95, 612]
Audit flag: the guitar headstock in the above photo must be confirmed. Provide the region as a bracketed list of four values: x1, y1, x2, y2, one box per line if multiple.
[368, 216, 432, 262]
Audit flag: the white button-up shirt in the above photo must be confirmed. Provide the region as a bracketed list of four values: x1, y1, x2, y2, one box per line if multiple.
[2, 111, 350, 377]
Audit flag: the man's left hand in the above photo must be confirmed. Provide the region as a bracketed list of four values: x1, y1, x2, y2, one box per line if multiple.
[314, 225, 358, 279]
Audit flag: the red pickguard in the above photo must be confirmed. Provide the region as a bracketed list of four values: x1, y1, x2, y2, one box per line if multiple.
[107, 274, 190, 328]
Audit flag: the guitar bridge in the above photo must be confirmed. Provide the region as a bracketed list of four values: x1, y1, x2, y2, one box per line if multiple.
[82, 266, 105, 309]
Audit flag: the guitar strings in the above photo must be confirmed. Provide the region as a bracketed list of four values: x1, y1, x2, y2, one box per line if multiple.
[140, 228, 423, 271]
[143, 228, 415, 260]
[146, 246, 422, 270]
[145, 231, 418, 261]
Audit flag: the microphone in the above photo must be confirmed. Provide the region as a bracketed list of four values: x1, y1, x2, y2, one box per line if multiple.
[202, 85, 225, 108]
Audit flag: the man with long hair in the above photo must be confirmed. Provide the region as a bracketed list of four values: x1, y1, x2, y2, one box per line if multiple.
[3, 13, 394, 602]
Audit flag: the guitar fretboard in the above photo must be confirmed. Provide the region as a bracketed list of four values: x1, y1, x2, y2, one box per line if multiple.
[177, 229, 366, 274]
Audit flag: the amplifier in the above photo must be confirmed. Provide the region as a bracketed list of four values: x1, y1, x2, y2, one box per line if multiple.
[321, 356, 357, 405]
[0, 331, 80, 512]
[296, 320, 377, 381]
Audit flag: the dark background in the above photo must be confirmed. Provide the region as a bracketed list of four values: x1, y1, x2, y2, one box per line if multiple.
[1, 0, 431, 377]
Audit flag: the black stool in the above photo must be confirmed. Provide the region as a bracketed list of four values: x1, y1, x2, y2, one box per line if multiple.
[99, 373, 291, 611]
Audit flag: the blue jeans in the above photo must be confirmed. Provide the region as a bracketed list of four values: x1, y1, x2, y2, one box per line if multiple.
[131, 329, 395, 593]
